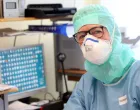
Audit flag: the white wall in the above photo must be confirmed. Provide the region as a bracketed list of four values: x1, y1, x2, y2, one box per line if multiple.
[84, 0, 100, 5]
[101, 0, 140, 60]
[25, 0, 75, 8]
[25, 0, 101, 10]
[75, 0, 101, 10]
[101, 0, 140, 37]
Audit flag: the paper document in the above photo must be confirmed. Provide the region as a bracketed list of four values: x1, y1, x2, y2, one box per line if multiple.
[5, 31, 45, 37]
[0, 84, 17, 91]
[8, 101, 40, 110]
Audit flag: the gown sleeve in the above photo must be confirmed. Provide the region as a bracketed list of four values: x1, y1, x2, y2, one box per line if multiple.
[64, 75, 86, 110]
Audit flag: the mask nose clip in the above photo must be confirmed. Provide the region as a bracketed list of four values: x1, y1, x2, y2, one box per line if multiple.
[84, 37, 99, 46]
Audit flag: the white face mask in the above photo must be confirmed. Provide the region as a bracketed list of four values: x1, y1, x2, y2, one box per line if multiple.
[81, 35, 112, 65]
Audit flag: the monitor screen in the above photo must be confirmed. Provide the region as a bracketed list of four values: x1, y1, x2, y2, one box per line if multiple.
[6, 2, 16, 9]
[0, 44, 47, 101]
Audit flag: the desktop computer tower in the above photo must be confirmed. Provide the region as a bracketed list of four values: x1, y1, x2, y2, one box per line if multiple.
[55, 34, 85, 70]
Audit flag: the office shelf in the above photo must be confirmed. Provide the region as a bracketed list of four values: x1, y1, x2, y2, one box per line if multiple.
[0, 15, 73, 22]
[0, 17, 38, 22]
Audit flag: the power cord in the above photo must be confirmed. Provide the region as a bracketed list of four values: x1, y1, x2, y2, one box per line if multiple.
[44, 92, 56, 101]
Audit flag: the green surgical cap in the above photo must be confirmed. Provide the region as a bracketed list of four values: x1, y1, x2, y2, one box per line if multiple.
[73, 4, 122, 47]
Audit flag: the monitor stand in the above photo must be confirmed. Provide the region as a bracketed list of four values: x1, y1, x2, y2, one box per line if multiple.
[0, 94, 8, 110]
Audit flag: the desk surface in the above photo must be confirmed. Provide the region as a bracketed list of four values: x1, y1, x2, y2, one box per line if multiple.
[0, 84, 18, 95]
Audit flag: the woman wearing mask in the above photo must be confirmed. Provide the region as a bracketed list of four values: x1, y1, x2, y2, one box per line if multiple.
[64, 4, 140, 110]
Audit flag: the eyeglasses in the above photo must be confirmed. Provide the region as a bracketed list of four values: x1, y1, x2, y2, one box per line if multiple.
[73, 26, 104, 43]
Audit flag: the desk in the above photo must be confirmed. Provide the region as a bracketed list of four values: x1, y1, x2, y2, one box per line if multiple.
[0, 85, 18, 110]
[0, 87, 18, 95]
[0, 94, 8, 110]
[58, 69, 86, 81]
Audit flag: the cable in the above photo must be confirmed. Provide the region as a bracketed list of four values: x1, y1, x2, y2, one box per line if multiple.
[38, 33, 42, 44]
[44, 92, 56, 101]
[61, 62, 68, 92]
[38, 19, 43, 44]
[57, 95, 61, 100]
[13, 36, 17, 47]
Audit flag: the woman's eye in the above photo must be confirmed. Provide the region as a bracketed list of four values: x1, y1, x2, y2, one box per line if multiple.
[90, 30, 103, 38]
[94, 30, 102, 34]
[79, 35, 85, 39]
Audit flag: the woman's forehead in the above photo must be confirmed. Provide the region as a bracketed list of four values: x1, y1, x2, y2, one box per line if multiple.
[78, 24, 101, 32]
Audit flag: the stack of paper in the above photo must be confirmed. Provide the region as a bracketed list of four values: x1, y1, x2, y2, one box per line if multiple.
[8, 101, 40, 110]
[0, 84, 18, 95]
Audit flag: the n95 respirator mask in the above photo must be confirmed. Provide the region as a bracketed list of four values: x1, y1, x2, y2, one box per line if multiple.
[81, 35, 112, 65]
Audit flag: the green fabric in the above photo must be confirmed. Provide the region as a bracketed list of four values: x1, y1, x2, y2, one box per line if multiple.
[73, 4, 135, 84]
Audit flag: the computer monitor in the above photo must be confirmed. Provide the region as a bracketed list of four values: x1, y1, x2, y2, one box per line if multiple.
[0, 44, 47, 101]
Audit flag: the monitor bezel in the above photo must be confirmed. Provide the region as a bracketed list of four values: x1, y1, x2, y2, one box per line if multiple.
[0, 44, 47, 102]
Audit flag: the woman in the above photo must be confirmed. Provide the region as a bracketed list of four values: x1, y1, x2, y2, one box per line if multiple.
[64, 4, 140, 110]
